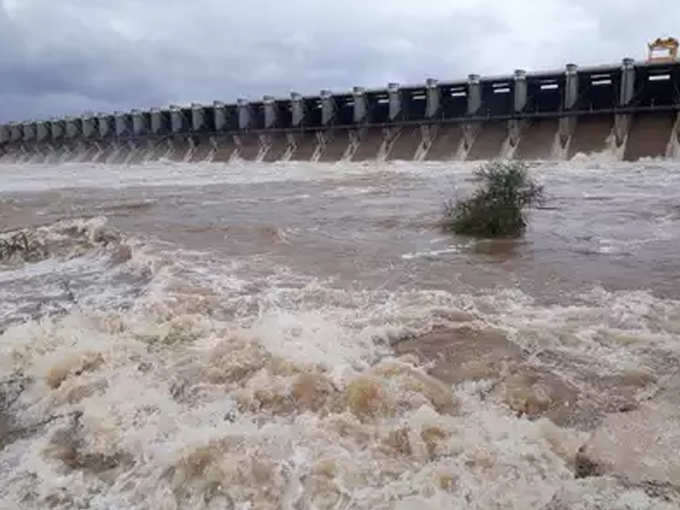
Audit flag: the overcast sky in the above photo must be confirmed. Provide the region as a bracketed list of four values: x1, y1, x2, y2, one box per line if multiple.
[1, 0, 679, 122]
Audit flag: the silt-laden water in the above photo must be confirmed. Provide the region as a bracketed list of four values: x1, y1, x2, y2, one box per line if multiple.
[1, 159, 680, 509]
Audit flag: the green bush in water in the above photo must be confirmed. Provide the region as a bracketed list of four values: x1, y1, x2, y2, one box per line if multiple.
[444, 161, 544, 238]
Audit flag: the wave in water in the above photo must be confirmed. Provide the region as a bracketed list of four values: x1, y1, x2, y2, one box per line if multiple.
[1, 217, 679, 508]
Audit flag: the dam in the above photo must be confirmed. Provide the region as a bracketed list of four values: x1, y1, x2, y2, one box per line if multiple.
[4, 41, 680, 509]
[1, 58, 679, 164]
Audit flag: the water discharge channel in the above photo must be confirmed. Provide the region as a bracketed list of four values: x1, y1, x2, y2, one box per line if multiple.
[1, 159, 680, 508]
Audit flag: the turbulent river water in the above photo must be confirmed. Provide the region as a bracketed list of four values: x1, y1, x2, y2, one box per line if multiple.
[1, 159, 680, 509]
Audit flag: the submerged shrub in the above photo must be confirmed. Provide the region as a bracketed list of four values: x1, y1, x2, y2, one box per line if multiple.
[0, 231, 46, 263]
[444, 161, 544, 238]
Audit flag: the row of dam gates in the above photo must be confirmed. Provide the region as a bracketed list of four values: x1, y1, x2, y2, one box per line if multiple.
[1, 58, 680, 165]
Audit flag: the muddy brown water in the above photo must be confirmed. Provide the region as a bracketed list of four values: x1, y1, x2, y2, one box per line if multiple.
[1, 159, 680, 509]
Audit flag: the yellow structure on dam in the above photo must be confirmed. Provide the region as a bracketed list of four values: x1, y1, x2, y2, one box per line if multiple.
[647, 37, 679, 63]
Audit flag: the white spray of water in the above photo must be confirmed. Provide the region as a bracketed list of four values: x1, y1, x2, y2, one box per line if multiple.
[1, 160, 680, 508]
[667, 113, 680, 160]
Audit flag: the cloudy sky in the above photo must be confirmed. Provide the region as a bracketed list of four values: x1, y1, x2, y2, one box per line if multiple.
[1, 0, 679, 122]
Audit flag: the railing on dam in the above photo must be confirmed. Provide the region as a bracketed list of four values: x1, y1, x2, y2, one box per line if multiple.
[1, 58, 680, 163]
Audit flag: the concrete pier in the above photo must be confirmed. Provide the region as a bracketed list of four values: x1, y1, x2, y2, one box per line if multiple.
[291, 93, 304, 127]
[425, 79, 440, 119]
[98, 113, 112, 138]
[191, 103, 205, 133]
[556, 63, 579, 156]
[213, 101, 227, 131]
[263, 96, 277, 129]
[320, 90, 335, 126]
[150, 108, 163, 135]
[115, 112, 130, 137]
[237, 99, 251, 130]
[82, 115, 96, 139]
[132, 110, 147, 136]
[36, 121, 49, 143]
[388, 83, 402, 121]
[2, 58, 679, 163]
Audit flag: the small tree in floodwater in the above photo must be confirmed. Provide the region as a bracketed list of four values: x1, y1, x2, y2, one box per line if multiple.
[444, 161, 544, 238]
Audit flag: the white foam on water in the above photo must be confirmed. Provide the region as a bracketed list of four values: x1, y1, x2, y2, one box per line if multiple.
[666, 113, 680, 160]
[2, 233, 680, 509]
[401, 246, 461, 260]
[2, 160, 680, 508]
[2, 158, 680, 194]
[321, 186, 378, 198]
[550, 129, 570, 161]
[0, 217, 162, 329]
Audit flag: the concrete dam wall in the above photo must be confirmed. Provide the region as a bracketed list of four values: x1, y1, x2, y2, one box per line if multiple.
[1, 59, 679, 164]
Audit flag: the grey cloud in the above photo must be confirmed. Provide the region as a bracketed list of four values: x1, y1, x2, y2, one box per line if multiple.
[1, 0, 679, 122]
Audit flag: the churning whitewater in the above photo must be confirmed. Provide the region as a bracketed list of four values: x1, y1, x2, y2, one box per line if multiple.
[1, 159, 680, 509]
